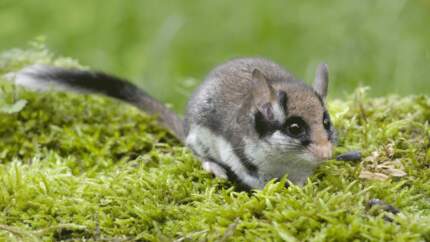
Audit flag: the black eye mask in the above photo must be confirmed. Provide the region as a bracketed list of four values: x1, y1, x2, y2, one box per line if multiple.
[254, 108, 279, 137]
[254, 91, 288, 137]
[278, 90, 288, 113]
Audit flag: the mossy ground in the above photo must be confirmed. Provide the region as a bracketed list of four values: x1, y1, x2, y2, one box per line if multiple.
[0, 47, 429, 241]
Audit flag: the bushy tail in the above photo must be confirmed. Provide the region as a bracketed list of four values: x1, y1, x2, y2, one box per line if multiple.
[7, 65, 185, 141]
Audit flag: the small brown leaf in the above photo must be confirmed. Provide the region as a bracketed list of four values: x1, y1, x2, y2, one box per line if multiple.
[359, 170, 389, 181]
[385, 167, 407, 177]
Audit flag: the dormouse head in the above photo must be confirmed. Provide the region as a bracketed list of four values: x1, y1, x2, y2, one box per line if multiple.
[250, 64, 336, 165]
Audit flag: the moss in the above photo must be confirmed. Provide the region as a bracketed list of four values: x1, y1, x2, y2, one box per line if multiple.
[0, 47, 429, 241]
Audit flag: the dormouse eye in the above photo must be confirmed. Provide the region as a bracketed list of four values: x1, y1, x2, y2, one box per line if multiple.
[288, 123, 304, 136]
[284, 116, 307, 138]
[323, 112, 331, 130]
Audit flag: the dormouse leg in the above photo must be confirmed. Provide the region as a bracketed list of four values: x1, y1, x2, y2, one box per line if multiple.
[202, 161, 228, 179]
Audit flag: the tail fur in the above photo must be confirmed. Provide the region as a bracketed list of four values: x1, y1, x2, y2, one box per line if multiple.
[6, 65, 185, 141]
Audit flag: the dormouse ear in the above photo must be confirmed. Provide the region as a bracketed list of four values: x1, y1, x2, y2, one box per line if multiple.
[313, 63, 329, 99]
[251, 69, 276, 122]
[251, 68, 275, 102]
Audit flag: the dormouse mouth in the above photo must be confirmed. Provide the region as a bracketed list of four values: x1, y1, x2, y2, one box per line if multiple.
[293, 151, 324, 166]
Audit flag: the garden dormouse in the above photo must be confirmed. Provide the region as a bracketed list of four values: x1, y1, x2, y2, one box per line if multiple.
[8, 57, 336, 189]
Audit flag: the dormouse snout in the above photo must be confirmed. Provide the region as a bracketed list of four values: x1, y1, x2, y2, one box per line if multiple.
[309, 142, 333, 160]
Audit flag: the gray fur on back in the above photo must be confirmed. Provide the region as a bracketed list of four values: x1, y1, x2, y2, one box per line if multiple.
[184, 58, 294, 136]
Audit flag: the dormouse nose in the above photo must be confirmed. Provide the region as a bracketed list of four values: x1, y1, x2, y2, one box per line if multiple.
[310, 127, 333, 160]
[309, 142, 333, 160]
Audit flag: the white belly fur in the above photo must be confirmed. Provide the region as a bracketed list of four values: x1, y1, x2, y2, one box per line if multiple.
[243, 132, 320, 186]
[185, 125, 264, 189]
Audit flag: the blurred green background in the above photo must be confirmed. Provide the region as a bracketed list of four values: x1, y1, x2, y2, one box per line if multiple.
[1, 0, 429, 112]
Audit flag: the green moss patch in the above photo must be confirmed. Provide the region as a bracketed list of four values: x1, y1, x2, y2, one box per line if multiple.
[0, 47, 429, 241]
